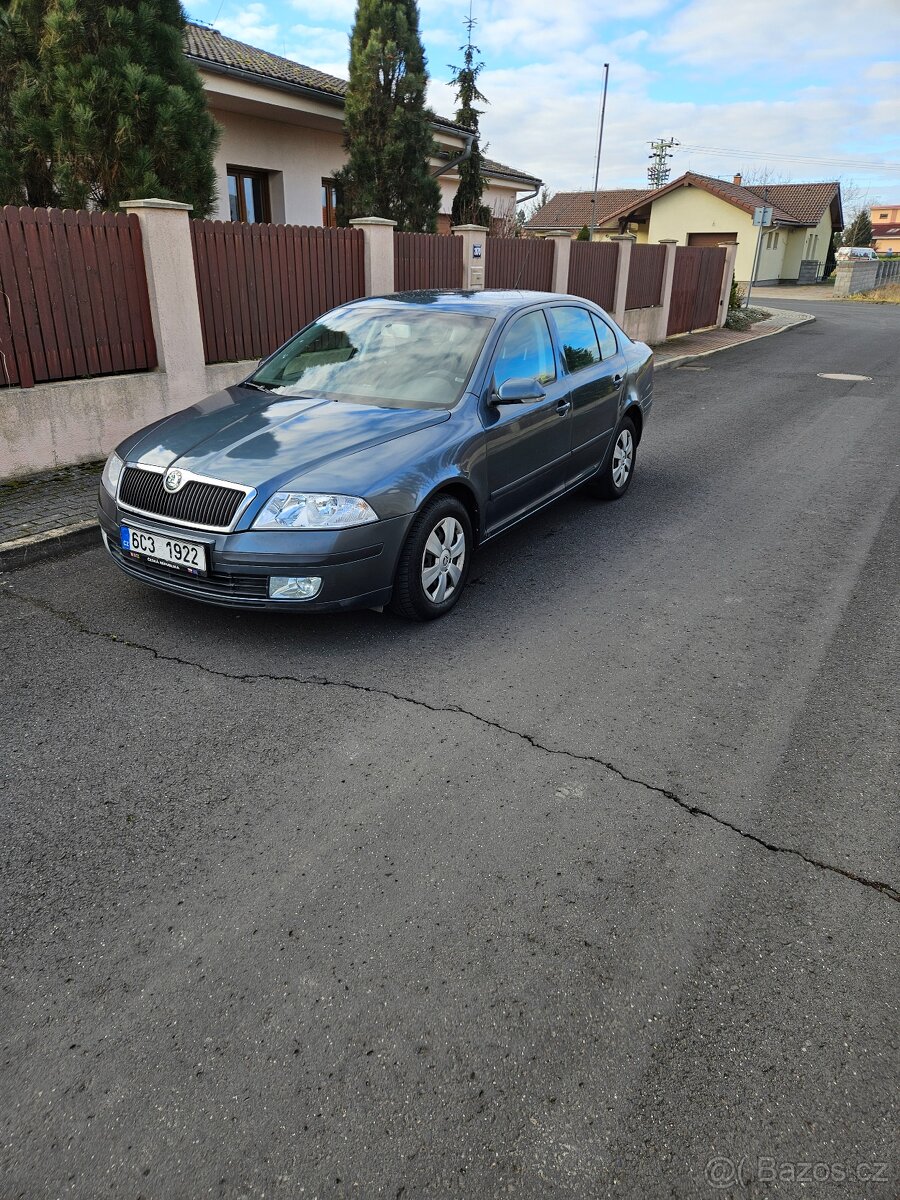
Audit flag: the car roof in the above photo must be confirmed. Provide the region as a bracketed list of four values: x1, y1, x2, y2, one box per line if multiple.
[355, 289, 595, 318]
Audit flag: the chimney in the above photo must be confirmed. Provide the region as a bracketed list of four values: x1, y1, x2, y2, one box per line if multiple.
[733, 173, 742, 186]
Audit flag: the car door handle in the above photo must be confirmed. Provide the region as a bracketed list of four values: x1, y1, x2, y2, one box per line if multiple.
[556, 398, 572, 415]
[613, 374, 623, 385]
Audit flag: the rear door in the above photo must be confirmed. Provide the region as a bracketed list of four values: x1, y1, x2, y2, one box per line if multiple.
[481, 308, 573, 533]
[547, 305, 626, 486]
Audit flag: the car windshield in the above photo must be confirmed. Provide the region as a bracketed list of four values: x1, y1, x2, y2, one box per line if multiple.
[249, 306, 495, 410]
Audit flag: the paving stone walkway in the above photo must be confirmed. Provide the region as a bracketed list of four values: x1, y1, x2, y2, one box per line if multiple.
[0, 460, 102, 547]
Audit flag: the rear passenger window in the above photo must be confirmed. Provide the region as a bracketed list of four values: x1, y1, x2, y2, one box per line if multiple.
[553, 307, 601, 374]
[591, 314, 618, 360]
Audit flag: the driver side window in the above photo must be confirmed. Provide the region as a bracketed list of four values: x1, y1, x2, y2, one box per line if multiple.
[493, 311, 556, 391]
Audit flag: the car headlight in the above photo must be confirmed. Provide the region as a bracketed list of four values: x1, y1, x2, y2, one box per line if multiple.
[253, 492, 378, 530]
[101, 451, 125, 497]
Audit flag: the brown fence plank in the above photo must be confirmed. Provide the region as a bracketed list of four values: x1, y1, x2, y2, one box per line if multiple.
[625, 243, 666, 310]
[0, 211, 30, 387]
[21, 208, 61, 380]
[6, 209, 50, 381]
[567, 240, 618, 311]
[667, 246, 724, 335]
[485, 237, 554, 291]
[33, 208, 75, 380]
[77, 209, 114, 374]
[0, 204, 155, 388]
[93, 215, 131, 372]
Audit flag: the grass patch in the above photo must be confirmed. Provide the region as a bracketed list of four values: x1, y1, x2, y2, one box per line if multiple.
[846, 283, 900, 304]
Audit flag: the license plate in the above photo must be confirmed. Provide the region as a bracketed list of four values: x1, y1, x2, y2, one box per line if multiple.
[121, 526, 208, 575]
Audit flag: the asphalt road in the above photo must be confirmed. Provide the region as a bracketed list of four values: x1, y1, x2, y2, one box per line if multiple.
[2, 299, 898, 1199]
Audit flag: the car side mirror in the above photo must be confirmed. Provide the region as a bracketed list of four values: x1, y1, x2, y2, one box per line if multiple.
[492, 377, 547, 404]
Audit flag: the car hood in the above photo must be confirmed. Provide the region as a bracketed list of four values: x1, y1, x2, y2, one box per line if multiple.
[124, 386, 452, 490]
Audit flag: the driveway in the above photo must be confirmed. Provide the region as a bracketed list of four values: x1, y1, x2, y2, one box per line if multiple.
[1, 300, 897, 1199]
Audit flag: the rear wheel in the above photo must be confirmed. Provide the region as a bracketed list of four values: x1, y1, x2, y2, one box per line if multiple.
[389, 495, 472, 621]
[588, 415, 637, 501]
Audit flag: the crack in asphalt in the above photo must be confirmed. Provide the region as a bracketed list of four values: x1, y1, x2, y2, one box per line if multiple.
[3, 584, 898, 905]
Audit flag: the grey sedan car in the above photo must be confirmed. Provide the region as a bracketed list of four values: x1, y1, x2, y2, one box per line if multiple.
[98, 290, 653, 620]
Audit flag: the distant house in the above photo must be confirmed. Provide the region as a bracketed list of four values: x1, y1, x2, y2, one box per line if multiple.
[526, 172, 844, 284]
[524, 188, 655, 240]
[870, 204, 900, 254]
[184, 23, 541, 231]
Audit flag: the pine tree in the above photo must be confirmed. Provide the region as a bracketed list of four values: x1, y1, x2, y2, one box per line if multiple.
[843, 208, 873, 247]
[0, 1, 57, 207]
[576, 225, 590, 241]
[0, 0, 219, 215]
[449, 14, 489, 229]
[335, 0, 440, 232]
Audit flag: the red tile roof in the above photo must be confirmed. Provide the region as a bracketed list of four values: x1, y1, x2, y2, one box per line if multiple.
[528, 173, 842, 233]
[525, 188, 653, 231]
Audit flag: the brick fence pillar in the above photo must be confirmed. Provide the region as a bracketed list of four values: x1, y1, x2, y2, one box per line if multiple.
[452, 224, 489, 290]
[350, 216, 397, 295]
[544, 231, 573, 294]
[120, 198, 207, 408]
[610, 234, 635, 325]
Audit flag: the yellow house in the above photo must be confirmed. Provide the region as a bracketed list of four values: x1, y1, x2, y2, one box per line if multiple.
[871, 204, 900, 255]
[605, 173, 843, 284]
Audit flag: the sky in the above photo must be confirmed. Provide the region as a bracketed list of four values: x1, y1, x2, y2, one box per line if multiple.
[185, 0, 900, 212]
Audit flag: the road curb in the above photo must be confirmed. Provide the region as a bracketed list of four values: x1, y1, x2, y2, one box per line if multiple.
[655, 312, 816, 371]
[0, 520, 99, 572]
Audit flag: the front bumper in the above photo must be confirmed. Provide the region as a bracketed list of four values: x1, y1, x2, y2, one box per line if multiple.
[97, 488, 413, 611]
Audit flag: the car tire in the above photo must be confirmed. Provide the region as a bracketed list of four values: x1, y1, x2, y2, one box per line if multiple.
[389, 495, 473, 621]
[587, 414, 638, 501]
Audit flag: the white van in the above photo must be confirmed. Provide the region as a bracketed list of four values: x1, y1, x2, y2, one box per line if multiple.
[835, 246, 878, 262]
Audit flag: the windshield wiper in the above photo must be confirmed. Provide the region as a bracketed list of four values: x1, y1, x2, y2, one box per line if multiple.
[242, 380, 276, 392]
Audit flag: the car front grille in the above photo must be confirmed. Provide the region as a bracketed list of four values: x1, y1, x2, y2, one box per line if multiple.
[119, 466, 247, 531]
[106, 536, 269, 601]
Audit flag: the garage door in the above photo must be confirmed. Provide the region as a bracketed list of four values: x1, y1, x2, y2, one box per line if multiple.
[687, 232, 738, 247]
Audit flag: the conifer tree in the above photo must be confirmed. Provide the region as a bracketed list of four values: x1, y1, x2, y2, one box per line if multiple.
[449, 14, 489, 229]
[0, 0, 219, 215]
[843, 208, 873, 247]
[335, 0, 440, 232]
[0, 1, 56, 206]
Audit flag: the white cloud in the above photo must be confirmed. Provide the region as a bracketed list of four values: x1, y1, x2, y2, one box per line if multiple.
[216, 3, 280, 49]
[658, 0, 900, 70]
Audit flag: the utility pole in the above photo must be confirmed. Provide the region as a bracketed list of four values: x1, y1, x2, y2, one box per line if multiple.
[647, 137, 679, 189]
[587, 63, 610, 241]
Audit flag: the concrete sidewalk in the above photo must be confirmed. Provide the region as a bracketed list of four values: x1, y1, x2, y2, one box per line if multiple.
[0, 305, 815, 570]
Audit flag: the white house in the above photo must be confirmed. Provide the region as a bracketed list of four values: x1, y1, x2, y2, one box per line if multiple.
[184, 23, 542, 231]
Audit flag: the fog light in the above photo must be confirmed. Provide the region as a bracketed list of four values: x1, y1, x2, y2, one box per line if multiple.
[268, 575, 322, 600]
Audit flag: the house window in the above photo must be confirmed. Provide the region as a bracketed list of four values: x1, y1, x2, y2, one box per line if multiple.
[879, 212, 889, 219]
[322, 178, 342, 227]
[227, 167, 271, 223]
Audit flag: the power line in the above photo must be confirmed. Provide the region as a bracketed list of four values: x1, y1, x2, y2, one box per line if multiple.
[678, 143, 900, 172]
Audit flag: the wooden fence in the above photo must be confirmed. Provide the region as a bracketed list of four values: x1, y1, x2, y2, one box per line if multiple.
[567, 241, 618, 312]
[667, 246, 725, 336]
[394, 232, 463, 291]
[485, 236, 554, 291]
[625, 244, 667, 310]
[0, 205, 156, 389]
[190, 221, 365, 364]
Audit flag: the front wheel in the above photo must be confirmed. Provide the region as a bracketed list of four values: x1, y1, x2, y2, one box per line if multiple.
[389, 495, 472, 621]
[587, 415, 637, 501]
